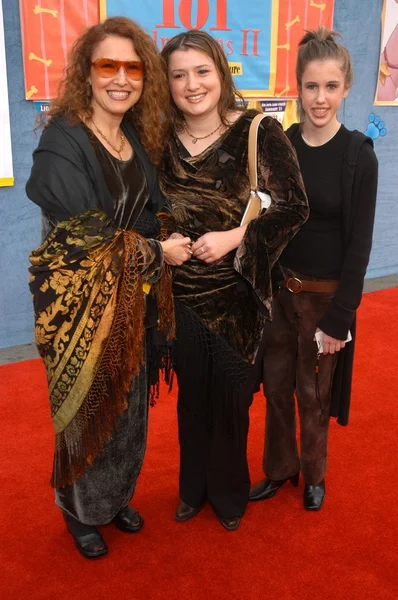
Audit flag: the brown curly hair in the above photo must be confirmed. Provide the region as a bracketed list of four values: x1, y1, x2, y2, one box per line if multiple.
[161, 30, 245, 133]
[48, 17, 169, 164]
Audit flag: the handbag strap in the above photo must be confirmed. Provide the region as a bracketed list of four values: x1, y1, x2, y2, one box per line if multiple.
[248, 113, 268, 191]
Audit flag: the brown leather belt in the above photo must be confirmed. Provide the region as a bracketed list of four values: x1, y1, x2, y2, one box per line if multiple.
[284, 276, 339, 294]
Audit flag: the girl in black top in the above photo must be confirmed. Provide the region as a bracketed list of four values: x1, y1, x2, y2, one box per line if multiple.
[250, 26, 378, 510]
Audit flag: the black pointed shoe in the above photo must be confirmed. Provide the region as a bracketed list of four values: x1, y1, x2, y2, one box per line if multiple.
[249, 472, 300, 501]
[175, 499, 203, 522]
[63, 512, 108, 559]
[304, 479, 325, 511]
[219, 516, 241, 531]
[113, 506, 144, 533]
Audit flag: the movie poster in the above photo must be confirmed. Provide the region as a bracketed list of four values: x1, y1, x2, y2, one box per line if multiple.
[102, 0, 335, 98]
[20, 1, 335, 101]
[375, 0, 398, 105]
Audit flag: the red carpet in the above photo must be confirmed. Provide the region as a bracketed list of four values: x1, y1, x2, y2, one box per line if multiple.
[1, 288, 397, 599]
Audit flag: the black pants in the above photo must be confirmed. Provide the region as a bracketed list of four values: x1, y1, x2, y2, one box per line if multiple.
[174, 303, 260, 518]
[261, 287, 338, 485]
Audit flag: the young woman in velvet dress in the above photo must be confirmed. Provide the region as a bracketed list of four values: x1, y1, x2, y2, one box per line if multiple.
[160, 30, 308, 531]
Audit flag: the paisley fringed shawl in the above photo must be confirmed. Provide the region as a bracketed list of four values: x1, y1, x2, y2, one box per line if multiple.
[29, 210, 174, 488]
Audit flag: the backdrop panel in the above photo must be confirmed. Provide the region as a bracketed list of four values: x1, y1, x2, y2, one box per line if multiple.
[19, 1, 335, 100]
[335, 0, 398, 278]
[103, 0, 279, 96]
[0, 0, 396, 350]
[19, 0, 99, 101]
[103, 0, 334, 98]
[0, 0, 39, 350]
[273, 0, 334, 98]
[0, 0, 14, 187]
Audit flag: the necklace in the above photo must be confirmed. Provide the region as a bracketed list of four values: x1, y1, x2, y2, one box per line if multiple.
[91, 120, 126, 159]
[301, 125, 341, 148]
[183, 120, 223, 144]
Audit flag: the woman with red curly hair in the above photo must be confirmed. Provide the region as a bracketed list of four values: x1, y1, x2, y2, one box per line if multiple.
[26, 17, 191, 559]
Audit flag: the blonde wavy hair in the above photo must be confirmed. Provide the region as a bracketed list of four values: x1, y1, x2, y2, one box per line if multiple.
[48, 17, 169, 164]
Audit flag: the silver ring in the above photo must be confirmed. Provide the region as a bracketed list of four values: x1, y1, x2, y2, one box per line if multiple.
[201, 247, 205, 254]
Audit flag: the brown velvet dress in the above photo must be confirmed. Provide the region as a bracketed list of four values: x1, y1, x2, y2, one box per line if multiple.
[160, 110, 308, 518]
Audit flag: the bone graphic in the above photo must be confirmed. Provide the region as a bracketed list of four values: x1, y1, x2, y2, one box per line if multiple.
[29, 52, 52, 67]
[286, 16, 300, 30]
[26, 85, 39, 99]
[276, 85, 290, 98]
[277, 43, 291, 51]
[310, 1, 326, 10]
[33, 5, 58, 18]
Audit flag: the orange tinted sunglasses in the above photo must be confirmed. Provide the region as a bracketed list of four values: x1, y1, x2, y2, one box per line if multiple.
[91, 58, 145, 80]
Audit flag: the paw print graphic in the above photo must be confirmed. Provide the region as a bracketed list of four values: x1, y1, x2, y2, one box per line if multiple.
[364, 113, 387, 140]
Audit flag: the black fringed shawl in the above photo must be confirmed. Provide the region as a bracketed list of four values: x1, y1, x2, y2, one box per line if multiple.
[26, 117, 174, 487]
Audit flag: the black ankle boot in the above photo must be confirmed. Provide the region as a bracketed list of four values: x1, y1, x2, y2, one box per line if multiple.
[175, 499, 203, 522]
[304, 479, 325, 511]
[63, 512, 108, 559]
[249, 472, 299, 501]
[219, 516, 241, 531]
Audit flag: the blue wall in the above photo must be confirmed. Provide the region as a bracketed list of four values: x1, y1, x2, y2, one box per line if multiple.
[335, 0, 398, 279]
[0, 1, 40, 349]
[0, 0, 397, 349]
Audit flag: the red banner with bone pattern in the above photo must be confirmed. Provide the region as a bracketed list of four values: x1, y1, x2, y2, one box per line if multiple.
[19, 0, 99, 100]
[20, 1, 334, 100]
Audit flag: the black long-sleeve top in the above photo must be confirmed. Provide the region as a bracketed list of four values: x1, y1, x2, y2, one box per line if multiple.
[285, 124, 378, 340]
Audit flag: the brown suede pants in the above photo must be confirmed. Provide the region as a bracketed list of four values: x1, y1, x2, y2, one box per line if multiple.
[261, 286, 338, 485]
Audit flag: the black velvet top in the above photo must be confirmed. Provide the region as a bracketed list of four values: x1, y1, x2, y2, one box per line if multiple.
[82, 124, 161, 239]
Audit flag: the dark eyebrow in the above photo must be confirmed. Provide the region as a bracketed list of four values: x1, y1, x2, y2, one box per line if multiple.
[170, 63, 212, 73]
[304, 80, 341, 85]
